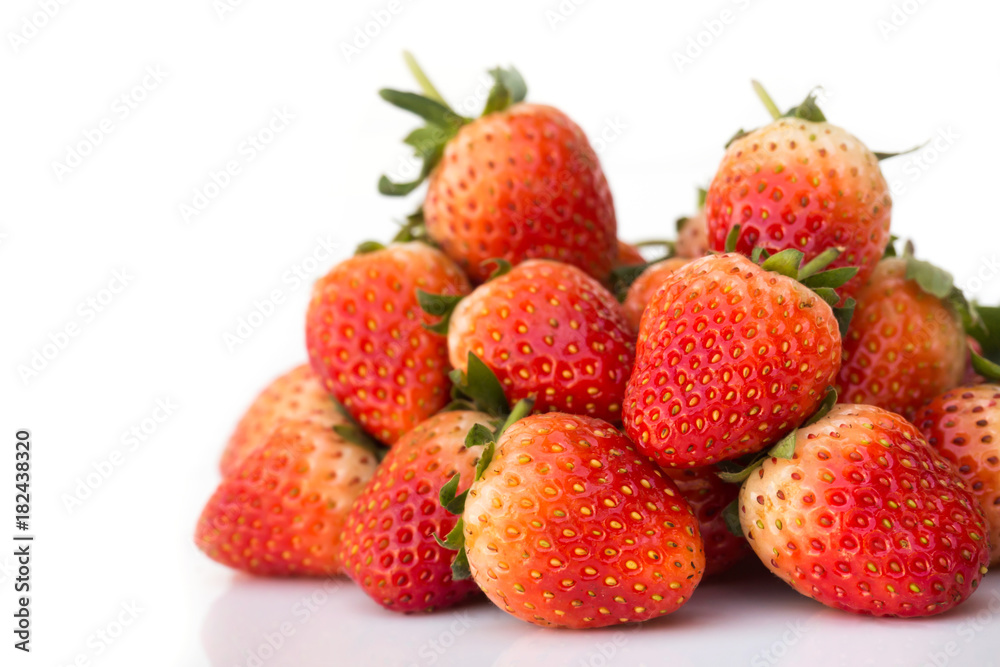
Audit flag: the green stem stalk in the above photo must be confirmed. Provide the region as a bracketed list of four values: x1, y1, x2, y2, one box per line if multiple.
[404, 51, 450, 108]
[752, 80, 782, 120]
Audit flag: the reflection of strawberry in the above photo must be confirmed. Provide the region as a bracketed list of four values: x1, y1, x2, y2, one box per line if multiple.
[705, 85, 891, 299]
[461, 412, 704, 628]
[917, 384, 1000, 564]
[220, 365, 344, 475]
[836, 257, 966, 420]
[664, 467, 748, 576]
[379, 60, 616, 283]
[338, 411, 491, 612]
[196, 420, 378, 577]
[739, 404, 989, 617]
[305, 243, 470, 444]
[447, 260, 634, 423]
[622, 257, 690, 331]
[624, 251, 843, 467]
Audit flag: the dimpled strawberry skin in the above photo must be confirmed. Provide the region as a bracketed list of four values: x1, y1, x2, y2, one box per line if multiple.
[623, 253, 842, 468]
[463, 413, 705, 628]
[623, 257, 691, 332]
[448, 260, 634, 423]
[338, 411, 490, 612]
[836, 258, 966, 420]
[196, 421, 378, 577]
[665, 467, 749, 576]
[740, 404, 989, 617]
[306, 243, 470, 444]
[706, 119, 891, 300]
[917, 384, 1000, 564]
[220, 365, 345, 475]
[424, 104, 617, 283]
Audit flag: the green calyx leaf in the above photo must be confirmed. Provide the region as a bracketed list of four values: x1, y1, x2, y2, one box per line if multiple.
[434, 517, 465, 550]
[874, 141, 928, 162]
[696, 187, 708, 209]
[417, 289, 463, 335]
[801, 267, 858, 290]
[968, 304, 1000, 359]
[483, 66, 527, 116]
[750, 247, 771, 264]
[798, 247, 842, 281]
[883, 234, 900, 258]
[971, 348, 1000, 382]
[438, 473, 468, 515]
[904, 254, 955, 300]
[718, 387, 835, 485]
[760, 249, 805, 279]
[392, 208, 429, 243]
[378, 89, 467, 130]
[449, 352, 510, 418]
[355, 241, 386, 255]
[483, 258, 513, 281]
[784, 90, 827, 123]
[833, 298, 856, 338]
[722, 499, 742, 537]
[609, 263, 653, 303]
[724, 224, 741, 254]
[450, 545, 472, 580]
[332, 423, 387, 461]
[810, 287, 840, 307]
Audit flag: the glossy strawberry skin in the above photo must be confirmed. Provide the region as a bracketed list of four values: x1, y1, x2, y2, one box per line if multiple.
[622, 257, 691, 332]
[917, 384, 1000, 564]
[836, 258, 965, 420]
[740, 404, 989, 617]
[220, 365, 345, 475]
[449, 260, 634, 423]
[306, 243, 471, 444]
[338, 411, 490, 612]
[463, 413, 705, 628]
[623, 253, 842, 467]
[196, 421, 378, 577]
[664, 467, 748, 576]
[706, 119, 891, 299]
[614, 240, 645, 268]
[424, 104, 617, 283]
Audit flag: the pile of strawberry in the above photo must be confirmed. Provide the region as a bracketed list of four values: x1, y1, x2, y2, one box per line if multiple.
[195, 57, 1000, 627]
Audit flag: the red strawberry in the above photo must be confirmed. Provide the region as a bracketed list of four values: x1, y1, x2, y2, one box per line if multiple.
[338, 410, 491, 612]
[461, 412, 705, 628]
[664, 467, 748, 576]
[705, 85, 891, 299]
[624, 251, 844, 467]
[379, 61, 615, 283]
[622, 257, 691, 331]
[220, 364, 345, 475]
[738, 404, 989, 617]
[614, 240, 646, 268]
[305, 242, 470, 444]
[676, 211, 709, 259]
[917, 384, 1000, 565]
[447, 260, 634, 423]
[195, 420, 378, 576]
[836, 257, 966, 420]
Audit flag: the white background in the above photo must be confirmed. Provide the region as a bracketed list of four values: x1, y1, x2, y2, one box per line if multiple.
[3, 0, 1000, 665]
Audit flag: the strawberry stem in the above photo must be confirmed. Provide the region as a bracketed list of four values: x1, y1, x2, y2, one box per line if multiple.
[496, 398, 534, 438]
[403, 51, 450, 109]
[751, 80, 782, 120]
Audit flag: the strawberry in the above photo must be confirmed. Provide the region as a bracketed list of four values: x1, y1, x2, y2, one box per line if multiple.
[443, 259, 634, 423]
[614, 240, 646, 268]
[337, 410, 492, 612]
[195, 420, 378, 577]
[836, 256, 966, 420]
[664, 467, 748, 576]
[379, 57, 616, 283]
[623, 248, 848, 468]
[917, 384, 1000, 565]
[455, 412, 704, 628]
[220, 364, 345, 475]
[622, 257, 691, 331]
[737, 404, 989, 617]
[676, 211, 709, 260]
[305, 242, 470, 444]
[705, 83, 892, 299]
